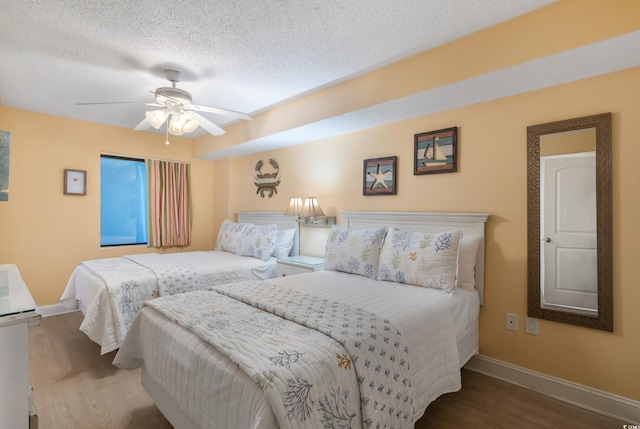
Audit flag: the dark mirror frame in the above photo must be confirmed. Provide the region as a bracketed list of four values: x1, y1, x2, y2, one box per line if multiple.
[527, 112, 613, 331]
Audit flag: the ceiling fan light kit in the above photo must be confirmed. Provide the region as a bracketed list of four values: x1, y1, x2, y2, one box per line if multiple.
[179, 116, 199, 133]
[78, 69, 251, 141]
[146, 110, 169, 129]
[168, 114, 198, 135]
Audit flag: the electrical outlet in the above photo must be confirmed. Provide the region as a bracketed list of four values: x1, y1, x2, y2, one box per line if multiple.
[525, 317, 539, 335]
[505, 313, 518, 331]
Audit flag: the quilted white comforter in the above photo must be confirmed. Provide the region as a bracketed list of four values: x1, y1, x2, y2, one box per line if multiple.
[114, 271, 475, 428]
[61, 251, 277, 354]
[145, 281, 413, 429]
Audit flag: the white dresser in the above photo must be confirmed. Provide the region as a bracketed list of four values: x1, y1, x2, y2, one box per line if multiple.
[0, 264, 41, 429]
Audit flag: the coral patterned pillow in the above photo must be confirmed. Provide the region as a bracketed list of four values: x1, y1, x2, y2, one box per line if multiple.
[215, 220, 248, 254]
[323, 226, 387, 279]
[377, 227, 462, 292]
[238, 223, 277, 261]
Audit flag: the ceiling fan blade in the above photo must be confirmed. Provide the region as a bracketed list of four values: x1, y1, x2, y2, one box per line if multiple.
[186, 112, 225, 136]
[77, 101, 150, 106]
[133, 118, 151, 131]
[187, 104, 252, 121]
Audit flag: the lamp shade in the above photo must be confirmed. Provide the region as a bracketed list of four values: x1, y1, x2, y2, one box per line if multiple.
[284, 197, 304, 216]
[182, 116, 199, 133]
[146, 110, 169, 129]
[300, 197, 325, 218]
[168, 113, 199, 135]
[168, 115, 185, 135]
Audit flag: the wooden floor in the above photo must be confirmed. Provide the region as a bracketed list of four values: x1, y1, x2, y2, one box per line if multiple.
[29, 311, 626, 429]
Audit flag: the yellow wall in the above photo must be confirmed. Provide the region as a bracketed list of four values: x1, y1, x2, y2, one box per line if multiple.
[0, 107, 216, 305]
[219, 67, 640, 402]
[1, 0, 638, 410]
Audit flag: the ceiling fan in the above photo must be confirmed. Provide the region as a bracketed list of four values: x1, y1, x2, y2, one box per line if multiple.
[78, 69, 251, 138]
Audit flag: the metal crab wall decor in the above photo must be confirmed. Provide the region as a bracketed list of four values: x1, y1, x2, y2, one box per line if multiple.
[254, 159, 281, 198]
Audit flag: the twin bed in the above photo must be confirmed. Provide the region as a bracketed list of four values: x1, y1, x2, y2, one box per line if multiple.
[61, 212, 300, 354]
[110, 211, 489, 429]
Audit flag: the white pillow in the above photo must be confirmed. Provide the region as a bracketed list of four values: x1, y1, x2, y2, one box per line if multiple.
[323, 225, 387, 279]
[377, 228, 462, 292]
[238, 223, 277, 261]
[273, 228, 296, 258]
[457, 234, 482, 291]
[215, 220, 247, 254]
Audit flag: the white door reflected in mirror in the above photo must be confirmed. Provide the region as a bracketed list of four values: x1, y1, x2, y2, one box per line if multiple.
[540, 151, 597, 314]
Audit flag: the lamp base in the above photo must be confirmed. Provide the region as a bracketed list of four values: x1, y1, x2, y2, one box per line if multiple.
[302, 216, 336, 228]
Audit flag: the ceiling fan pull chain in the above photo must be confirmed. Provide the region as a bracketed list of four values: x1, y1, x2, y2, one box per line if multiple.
[165, 119, 170, 145]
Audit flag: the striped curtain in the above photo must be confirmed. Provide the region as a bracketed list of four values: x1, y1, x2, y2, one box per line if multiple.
[146, 159, 193, 248]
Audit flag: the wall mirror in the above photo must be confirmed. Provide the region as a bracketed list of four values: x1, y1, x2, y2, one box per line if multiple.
[527, 112, 612, 331]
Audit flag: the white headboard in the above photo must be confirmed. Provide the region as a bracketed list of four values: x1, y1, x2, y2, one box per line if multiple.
[342, 211, 489, 304]
[236, 212, 300, 256]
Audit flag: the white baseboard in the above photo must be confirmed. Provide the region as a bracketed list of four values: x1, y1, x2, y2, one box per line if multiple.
[464, 354, 640, 425]
[36, 300, 78, 317]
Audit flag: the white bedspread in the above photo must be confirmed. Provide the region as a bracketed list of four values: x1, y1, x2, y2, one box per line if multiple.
[114, 271, 475, 428]
[61, 251, 277, 354]
[145, 282, 413, 429]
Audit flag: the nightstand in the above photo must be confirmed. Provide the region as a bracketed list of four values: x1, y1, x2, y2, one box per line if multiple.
[276, 255, 324, 277]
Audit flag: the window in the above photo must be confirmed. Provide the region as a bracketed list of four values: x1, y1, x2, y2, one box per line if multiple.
[100, 155, 148, 246]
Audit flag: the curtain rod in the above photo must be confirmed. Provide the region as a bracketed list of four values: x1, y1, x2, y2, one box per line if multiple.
[100, 152, 191, 164]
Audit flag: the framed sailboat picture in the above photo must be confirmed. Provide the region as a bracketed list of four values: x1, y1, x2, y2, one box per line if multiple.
[363, 156, 397, 195]
[414, 127, 457, 175]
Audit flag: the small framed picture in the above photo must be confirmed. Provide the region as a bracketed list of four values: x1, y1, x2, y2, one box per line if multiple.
[414, 127, 457, 175]
[363, 156, 397, 196]
[64, 169, 87, 195]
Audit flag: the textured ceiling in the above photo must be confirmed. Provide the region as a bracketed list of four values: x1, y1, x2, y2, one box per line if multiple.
[3, 1, 638, 160]
[0, 0, 556, 146]
[208, 29, 640, 159]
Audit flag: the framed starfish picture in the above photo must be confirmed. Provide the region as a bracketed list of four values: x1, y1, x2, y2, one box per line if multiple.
[363, 156, 397, 195]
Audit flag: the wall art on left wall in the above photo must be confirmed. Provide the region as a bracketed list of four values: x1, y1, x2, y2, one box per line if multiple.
[64, 169, 87, 196]
[0, 130, 10, 201]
